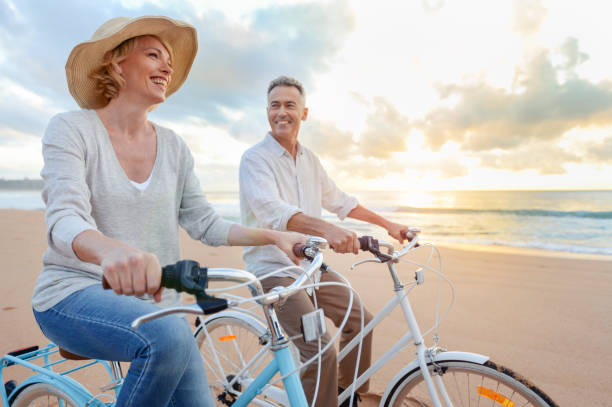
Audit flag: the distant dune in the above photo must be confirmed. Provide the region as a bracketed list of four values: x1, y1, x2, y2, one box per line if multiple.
[0, 178, 43, 190]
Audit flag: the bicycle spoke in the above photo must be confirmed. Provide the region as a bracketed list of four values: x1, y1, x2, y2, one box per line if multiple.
[451, 371, 466, 407]
[388, 361, 555, 407]
[477, 375, 484, 407]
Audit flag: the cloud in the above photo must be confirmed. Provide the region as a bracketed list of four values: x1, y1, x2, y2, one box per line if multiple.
[296, 95, 415, 163]
[513, 0, 546, 37]
[358, 97, 412, 159]
[0, 1, 354, 145]
[479, 143, 581, 174]
[585, 136, 612, 163]
[299, 118, 355, 159]
[0, 0, 178, 144]
[158, 0, 355, 136]
[0, 78, 63, 136]
[416, 43, 612, 156]
[421, 0, 445, 13]
[0, 125, 44, 177]
[328, 150, 470, 183]
[558, 37, 589, 72]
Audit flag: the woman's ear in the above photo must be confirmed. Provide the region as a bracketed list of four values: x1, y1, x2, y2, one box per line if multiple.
[111, 62, 123, 76]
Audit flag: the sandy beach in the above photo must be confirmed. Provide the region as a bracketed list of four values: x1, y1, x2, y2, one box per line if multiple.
[1, 209, 611, 406]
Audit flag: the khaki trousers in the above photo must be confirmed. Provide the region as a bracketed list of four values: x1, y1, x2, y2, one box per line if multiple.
[261, 272, 373, 407]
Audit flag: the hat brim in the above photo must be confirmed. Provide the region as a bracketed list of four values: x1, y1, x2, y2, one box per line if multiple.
[66, 16, 197, 109]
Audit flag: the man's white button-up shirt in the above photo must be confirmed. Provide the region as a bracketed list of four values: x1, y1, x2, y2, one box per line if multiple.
[239, 133, 358, 279]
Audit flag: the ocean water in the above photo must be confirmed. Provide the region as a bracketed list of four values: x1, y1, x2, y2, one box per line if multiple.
[342, 190, 612, 256]
[2, 189, 611, 256]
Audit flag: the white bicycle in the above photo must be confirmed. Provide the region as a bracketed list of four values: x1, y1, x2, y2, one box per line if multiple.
[194, 235, 559, 407]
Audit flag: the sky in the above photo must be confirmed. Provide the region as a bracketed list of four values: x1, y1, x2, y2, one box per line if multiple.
[0, 0, 611, 191]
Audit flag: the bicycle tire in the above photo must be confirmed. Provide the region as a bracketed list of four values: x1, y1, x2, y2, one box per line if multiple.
[384, 359, 558, 407]
[12, 382, 78, 407]
[195, 314, 297, 406]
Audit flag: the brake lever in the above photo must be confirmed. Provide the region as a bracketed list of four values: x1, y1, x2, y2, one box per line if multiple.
[350, 258, 382, 270]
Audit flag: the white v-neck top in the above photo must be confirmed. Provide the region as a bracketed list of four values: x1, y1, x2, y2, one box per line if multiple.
[130, 173, 153, 191]
[33, 110, 233, 311]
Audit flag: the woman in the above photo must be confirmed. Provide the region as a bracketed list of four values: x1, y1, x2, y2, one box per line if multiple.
[32, 16, 304, 406]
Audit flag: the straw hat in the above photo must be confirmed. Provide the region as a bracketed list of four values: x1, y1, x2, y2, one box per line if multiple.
[65, 16, 197, 109]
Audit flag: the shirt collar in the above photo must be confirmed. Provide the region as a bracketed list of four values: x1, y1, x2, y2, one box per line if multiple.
[264, 132, 303, 157]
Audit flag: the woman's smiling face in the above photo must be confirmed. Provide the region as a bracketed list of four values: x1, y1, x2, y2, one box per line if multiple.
[117, 35, 174, 106]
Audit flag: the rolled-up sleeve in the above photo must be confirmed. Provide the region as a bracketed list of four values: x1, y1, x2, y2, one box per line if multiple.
[317, 157, 358, 220]
[179, 151, 234, 246]
[41, 115, 97, 259]
[240, 152, 302, 231]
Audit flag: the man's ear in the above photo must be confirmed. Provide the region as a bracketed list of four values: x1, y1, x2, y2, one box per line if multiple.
[302, 107, 308, 121]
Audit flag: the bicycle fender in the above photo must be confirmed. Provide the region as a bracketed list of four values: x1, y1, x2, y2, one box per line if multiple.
[8, 373, 99, 406]
[195, 310, 269, 338]
[380, 351, 489, 406]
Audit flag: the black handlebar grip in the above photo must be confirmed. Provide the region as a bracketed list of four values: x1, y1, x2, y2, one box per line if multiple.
[101, 261, 207, 297]
[358, 236, 373, 251]
[162, 260, 208, 296]
[160, 263, 179, 291]
[293, 244, 307, 258]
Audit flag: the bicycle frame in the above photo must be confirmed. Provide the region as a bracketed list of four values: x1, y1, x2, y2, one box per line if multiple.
[201, 295, 309, 407]
[232, 345, 307, 407]
[213, 240, 492, 407]
[334, 242, 490, 407]
[0, 343, 122, 406]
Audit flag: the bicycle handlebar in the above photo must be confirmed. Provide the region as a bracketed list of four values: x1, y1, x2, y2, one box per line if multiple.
[128, 238, 327, 329]
[103, 243, 307, 295]
[357, 232, 420, 263]
[128, 233, 421, 330]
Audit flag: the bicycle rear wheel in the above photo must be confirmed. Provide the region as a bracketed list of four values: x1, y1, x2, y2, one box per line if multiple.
[12, 382, 78, 407]
[385, 360, 558, 407]
[195, 314, 294, 406]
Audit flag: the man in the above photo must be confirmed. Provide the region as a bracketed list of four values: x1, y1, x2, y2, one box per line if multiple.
[239, 76, 417, 406]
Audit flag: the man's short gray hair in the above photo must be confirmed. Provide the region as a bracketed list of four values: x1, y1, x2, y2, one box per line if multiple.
[267, 76, 306, 99]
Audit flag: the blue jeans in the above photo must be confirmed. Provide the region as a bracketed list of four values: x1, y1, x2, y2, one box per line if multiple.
[33, 285, 214, 407]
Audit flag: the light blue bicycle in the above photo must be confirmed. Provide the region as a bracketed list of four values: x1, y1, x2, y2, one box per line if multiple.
[1, 237, 328, 407]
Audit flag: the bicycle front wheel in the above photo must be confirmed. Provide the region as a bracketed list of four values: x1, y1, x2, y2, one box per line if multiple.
[12, 382, 78, 407]
[195, 314, 291, 406]
[385, 360, 558, 407]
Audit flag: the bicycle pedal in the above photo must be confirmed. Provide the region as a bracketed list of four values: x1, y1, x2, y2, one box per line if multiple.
[4, 380, 17, 396]
[301, 309, 326, 342]
[217, 391, 236, 406]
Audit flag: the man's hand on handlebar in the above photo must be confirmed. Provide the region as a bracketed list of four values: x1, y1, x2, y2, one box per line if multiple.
[386, 221, 420, 244]
[322, 223, 360, 254]
[101, 248, 164, 302]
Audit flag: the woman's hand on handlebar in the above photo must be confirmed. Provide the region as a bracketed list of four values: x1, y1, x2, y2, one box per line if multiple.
[386, 221, 420, 244]
[101, 247, 163, 302]
[273, 231, 308, 265]
[227, 224, 307, 265]
[72, 230, 164, 302]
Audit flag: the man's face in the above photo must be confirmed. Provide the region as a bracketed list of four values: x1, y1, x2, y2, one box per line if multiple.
[267, 85, 308, 142]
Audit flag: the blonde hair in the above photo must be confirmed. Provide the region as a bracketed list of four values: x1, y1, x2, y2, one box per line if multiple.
[89, 37, 138, 104]
[89, 35, 174, 105]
